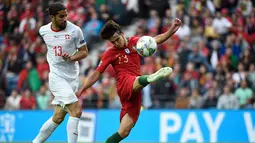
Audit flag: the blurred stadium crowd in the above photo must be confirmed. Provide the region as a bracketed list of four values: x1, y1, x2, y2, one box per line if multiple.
[1, 0, 255, 110]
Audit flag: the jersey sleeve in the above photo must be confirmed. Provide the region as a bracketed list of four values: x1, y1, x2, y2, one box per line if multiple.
[75, 27, 87, 49]
[39, 27, 44, 37]
[96, 50, 112, 73]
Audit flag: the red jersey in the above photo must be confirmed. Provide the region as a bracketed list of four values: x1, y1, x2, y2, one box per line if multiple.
[96, 36, 140, 80]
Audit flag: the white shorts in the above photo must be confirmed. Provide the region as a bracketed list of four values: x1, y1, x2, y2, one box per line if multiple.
[49, 73, 79, 108]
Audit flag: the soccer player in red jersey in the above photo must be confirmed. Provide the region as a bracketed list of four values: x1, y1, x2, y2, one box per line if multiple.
[77, 18, 181, 143]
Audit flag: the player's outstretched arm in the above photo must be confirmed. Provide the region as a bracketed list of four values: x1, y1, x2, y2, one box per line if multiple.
[154, 18, 182, 44]
[68, 45, 88, 62]
[76, 70, 102, 97]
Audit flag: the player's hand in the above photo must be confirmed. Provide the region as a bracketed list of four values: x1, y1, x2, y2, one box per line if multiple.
[62, 52, 71, 61]
[173, 18, 182, 27]
[76, 90, 82, 98]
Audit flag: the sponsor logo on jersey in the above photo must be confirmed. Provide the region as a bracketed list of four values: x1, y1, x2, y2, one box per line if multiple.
[125, 48, 130, 54]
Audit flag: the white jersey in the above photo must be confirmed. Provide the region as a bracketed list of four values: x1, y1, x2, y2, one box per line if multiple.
[39, 21, 86, 80]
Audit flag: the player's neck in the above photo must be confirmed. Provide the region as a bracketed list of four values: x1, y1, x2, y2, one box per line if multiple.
[124, 37, 128, 47]
[51, 23, 62, 32]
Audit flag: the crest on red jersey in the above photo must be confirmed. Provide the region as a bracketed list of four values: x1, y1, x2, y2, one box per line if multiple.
[125, 48, 130, 54]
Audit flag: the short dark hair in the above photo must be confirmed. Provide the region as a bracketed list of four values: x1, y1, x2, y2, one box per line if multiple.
[46, 2, 66, 16]
[100, 20, 122, 40]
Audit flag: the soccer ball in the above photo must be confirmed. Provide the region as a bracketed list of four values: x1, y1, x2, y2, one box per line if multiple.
[136, 36, 157, 57]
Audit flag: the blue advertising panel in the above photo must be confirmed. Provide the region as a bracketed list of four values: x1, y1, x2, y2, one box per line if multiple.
[0, 110, 66, 142]
[0, 110, 254, 142]
[95, 110, 255, 143]
[0, 110, 96, 142]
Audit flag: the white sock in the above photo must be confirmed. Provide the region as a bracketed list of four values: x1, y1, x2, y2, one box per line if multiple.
[33, 117, 58, 143]
[67, 117, 80, 143]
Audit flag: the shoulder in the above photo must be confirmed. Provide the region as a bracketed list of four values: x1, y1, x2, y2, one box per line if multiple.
[104, 47, 114, 55]
[67, 21, 82, 32]
[66, 21, 83, 37]
[39, 23, 51, 36]
[128, 36, 140, 49]
[102, 47, 118, 58]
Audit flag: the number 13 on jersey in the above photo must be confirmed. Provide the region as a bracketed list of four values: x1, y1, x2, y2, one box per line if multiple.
[53, 46, 62, 56]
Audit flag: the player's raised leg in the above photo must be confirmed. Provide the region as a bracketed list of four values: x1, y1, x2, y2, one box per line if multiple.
[106, 113, 134, 143]
[65, 101, 82, 143]
[32, 105, 67, 143]
[133, 67, 173, 92]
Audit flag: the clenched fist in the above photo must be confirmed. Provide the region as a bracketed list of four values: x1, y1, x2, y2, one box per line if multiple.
[173, 18, 182, 27]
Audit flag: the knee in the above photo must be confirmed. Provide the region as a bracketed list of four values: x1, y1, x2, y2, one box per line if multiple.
[118, 126, 132, 138]
[69, 108, 82, 118]
[52, 115, 65, 124]
[73, 109, 82, 118]
[67, 103, 82, 118]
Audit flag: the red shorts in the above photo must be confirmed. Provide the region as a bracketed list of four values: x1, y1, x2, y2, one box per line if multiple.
[117, 75, 142, 123]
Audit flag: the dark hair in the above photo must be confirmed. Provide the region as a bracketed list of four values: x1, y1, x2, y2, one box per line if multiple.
[46, 2, 66, 16]
[100, 20, 122, 40]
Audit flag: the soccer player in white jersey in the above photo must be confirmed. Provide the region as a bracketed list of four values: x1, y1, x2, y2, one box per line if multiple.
[32, 2, 88, 143]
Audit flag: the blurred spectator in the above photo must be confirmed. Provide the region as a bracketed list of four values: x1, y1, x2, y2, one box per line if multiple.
[234, 80, 253, 108]
[107, 0, 128, 25]
[212, 11, 232, 38]
[175, 87, 190, 109]
[145, 0, 170, 18]
[4, 89, 21, 110]
[178, 40, 192, 72]
[189, 88, 203, 109]
[188, 44, 212, 71]
[36, 54, 49, 84]
[200, 72, 214, 94]
[19, 12, 36, 33]
[203, 87, 218, 108]
[217, 85, 239, 109]
[232, 63, 246, 87]
[208, 40, 220, 69]
[170, 63, 181, 86]
[98, 4, 112, 23]
[224, 47, 238, 70]
[147, 10, 160, 36]
[240, 48, 255, 71]
[36, 85, 51, 110]
[5, 52, 22, 95]
[151, 75, 176, 108]
[248, 64, 255, 91]
[17, 60, 41, 92]
[83, 13, 103, 47]
[204, 16, 218, 41]
[19, 89, 36, 110]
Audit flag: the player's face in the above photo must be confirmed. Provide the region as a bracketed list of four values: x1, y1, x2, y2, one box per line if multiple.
[54, 10, 68, 30]
[109, 33, 126, 48]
